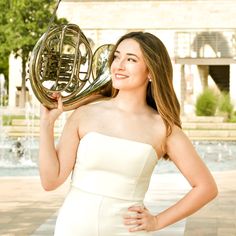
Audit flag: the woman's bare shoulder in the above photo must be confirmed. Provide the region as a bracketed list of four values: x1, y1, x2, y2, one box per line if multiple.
[70, 98, 111, 117]
[166, 124, 191, 155]
[168, 124, 185, 139]
[66, 99, 112, 131]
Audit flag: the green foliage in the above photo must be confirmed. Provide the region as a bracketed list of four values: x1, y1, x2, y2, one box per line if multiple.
[195, 89, 218, 116]
[0, 1, 10, 92]
[2, 114, 39, 126]
[5, 0, 67, 60]
[2, 115, 26, 126]
[217, 92, 234, 119]
[195, 90, 235, 120]
[0, 0, 67, 106]
[0, 93, 8, 106]
[229, 110, 236, 123]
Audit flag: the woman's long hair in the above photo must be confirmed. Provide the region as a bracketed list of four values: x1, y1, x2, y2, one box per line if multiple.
[104, 32, 181, 159]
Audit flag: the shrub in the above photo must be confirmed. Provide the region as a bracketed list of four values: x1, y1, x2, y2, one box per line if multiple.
[195, 89, 218, 116]
[218, 92, 234, 119]
[2, 115, 39, 126]
[2, 115, 25, 126]
[229, 110, 236, 122]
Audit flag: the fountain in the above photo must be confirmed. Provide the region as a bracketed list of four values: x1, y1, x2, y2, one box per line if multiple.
[10, 138, 25, 159]
[154, 140, 236, 174]
[0, 97, 67, 176]
[0, 96, 236, 176]
[0, 74, 7, 106]
[0, 104, 39, 176]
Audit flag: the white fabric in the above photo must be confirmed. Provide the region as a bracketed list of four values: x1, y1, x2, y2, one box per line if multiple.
[54, 132, 158, 236]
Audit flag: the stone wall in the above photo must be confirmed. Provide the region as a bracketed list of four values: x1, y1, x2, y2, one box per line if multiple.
[8, 1, 236, 110]
[57, 1, 236, 29]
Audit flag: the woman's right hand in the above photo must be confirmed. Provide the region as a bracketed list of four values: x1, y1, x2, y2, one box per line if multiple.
[40, 93, 64, 125]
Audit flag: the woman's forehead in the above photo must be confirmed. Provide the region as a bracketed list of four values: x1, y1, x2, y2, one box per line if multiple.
[116, 38, 142, 55]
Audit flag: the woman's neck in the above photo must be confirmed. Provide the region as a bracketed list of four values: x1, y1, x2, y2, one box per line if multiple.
[112, 90, 148, 114]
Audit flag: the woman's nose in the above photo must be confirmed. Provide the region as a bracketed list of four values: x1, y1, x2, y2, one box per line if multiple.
[116, 58, 126, 70]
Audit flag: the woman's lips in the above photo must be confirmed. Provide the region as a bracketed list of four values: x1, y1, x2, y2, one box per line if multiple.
[114, 73, 129, 80]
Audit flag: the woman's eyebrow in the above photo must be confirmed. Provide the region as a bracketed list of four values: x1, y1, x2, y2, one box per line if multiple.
[115, 50, 139, 59]
[127, 53, 139, 59]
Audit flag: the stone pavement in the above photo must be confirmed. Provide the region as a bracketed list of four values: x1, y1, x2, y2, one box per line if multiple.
[0, 177, 68, 236]
[0, 170, 236, 236]
[184, 170, 236, 236]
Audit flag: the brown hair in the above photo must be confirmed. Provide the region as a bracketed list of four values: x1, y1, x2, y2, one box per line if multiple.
[105, 31, 181, 159]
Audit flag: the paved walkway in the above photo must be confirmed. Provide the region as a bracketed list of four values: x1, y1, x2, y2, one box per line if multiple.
[0, 170, 236, 236]
[184, 170, 236, 236]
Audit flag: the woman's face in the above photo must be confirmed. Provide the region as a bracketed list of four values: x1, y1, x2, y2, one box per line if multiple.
[110, 38, 149, 91]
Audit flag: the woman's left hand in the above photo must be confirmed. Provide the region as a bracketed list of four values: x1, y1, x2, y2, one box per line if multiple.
[123, 205, 158, 232]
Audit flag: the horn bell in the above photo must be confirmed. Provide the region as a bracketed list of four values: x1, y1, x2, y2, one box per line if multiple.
[29, 23, 113, 110]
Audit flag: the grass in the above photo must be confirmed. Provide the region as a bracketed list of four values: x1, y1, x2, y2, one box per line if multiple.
[2, 115, 39, 126]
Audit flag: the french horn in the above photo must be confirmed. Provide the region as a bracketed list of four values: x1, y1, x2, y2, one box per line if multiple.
[29, 6, 113, 111]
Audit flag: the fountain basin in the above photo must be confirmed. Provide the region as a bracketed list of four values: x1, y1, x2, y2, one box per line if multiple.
[0, 139, 236, 177]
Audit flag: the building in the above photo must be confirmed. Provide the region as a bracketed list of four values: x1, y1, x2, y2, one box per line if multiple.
[8, 0, 236, 114]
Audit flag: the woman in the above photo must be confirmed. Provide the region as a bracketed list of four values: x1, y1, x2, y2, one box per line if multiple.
[39, 31, 218, 235]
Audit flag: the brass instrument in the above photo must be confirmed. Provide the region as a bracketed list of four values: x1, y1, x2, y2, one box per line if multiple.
[29, 0, 113, 110]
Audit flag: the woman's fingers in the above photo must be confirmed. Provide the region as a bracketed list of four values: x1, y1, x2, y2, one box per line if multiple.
[124, 219, 143, 225]
[57, 93, 63, 111]
[128, 205, 145, 213]
[123, 206, 146, 227]
[123, 212, 144, 225]
[123, 213, 143, 219]
[123, 205, 158, 232]
[40, 93, 64, 123]
[52, 92, 59, 99]
[52, 92, 64, 111]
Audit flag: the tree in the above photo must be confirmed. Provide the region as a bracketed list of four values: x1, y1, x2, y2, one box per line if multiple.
[0, 1, 11, 97]
[3, 0, 67, 107]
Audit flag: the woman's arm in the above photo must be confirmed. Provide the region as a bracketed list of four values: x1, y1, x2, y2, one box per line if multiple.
[124, 125, 218, 233]
[154, 125, 218, 230]
[39, 94, 80, 191]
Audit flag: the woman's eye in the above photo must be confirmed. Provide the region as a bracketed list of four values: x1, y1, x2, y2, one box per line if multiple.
[128, 58, 136, 62]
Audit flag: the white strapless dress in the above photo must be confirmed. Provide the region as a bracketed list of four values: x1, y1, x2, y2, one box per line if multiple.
[54, 132, 158, 236]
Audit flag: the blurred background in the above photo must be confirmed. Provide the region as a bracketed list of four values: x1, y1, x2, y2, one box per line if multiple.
[0, 1, 236, 235]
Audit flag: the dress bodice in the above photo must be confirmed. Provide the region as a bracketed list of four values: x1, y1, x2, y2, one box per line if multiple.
[71, 132, 158, 200]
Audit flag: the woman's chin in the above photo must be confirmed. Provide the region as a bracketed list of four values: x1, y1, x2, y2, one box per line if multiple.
[112, 84, 128, 91]
[112, 81, 125, 90]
